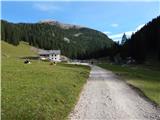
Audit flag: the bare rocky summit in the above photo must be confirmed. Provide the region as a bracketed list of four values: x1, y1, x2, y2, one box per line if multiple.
[39, 19, 83, 29]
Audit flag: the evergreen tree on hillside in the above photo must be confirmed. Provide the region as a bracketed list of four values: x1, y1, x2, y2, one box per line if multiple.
[121, 16, 160, 63]
[1, 20, 113, 59]
[121, 33, 127, 45]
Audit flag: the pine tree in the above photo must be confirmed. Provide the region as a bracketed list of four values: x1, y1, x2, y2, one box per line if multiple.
[121, 33, 127, 45]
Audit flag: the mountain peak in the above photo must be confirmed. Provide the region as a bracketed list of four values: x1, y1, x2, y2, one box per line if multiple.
[39, 19, 83, 29]
[39, 19, 58, 24]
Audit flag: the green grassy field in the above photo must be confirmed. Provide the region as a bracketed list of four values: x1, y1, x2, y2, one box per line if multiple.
[97, 63, 160, 105]
[1, 41, 90, 120]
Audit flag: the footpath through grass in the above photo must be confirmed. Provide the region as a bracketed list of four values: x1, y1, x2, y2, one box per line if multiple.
[97, 63, 160, 105]
[2, 41, 90, 120]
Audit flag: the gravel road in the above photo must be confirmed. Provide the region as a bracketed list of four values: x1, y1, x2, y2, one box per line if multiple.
[69, 65, 160, 120]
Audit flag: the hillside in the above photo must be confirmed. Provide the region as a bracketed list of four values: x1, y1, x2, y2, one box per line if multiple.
[1, 41, 36, 58]
[121, 16, 160, 63]
[1, 20, 114, 59]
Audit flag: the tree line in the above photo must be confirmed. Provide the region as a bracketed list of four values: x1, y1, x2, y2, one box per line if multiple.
[119, 16, 160, 63]
[2, 15, 159, 63]
[1, 20, 113, 59]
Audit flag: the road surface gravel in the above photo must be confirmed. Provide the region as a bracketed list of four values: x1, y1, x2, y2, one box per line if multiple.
[69, 65, 160, 120]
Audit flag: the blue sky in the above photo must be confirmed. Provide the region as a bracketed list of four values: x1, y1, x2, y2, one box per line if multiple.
[1, 1, 160, 41]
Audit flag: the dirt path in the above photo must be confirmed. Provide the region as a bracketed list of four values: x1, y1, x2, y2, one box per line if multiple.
[69, 65, 160, 120]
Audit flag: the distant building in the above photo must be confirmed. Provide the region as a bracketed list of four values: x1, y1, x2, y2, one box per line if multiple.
[38, 50, 61, 62]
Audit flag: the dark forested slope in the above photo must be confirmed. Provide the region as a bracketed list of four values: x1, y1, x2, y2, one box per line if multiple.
[122, 16, 160, 63]
[1, 20, 113, 59]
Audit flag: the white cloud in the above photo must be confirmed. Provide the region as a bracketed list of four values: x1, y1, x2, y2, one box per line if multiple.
[33, 3, 61, 12]
[109, 31, 133, 41]
[111, 23, 119, 27]
[103, 31, 111, 35]
[109, 34, 122, 42]
[135, 24, 145, 31]
[105, 23, 145, 42]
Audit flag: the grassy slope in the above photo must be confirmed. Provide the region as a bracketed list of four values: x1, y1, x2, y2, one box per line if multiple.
[1, 41, 90, 120]
[97, 63, 160, 105]
[1, 41, 36, 57]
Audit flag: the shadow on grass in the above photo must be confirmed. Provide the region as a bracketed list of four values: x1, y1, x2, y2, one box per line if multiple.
[127, 83, 160, 108]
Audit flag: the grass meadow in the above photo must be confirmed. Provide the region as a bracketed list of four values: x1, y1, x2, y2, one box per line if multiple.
[98, 63, 160, 105]
[1, 41, 90, 120]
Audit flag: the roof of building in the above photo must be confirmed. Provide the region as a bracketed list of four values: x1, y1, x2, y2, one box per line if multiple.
[38, 50, 61, 55]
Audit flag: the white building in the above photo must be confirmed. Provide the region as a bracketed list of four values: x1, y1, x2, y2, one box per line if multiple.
[38, 50, 61, 62]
